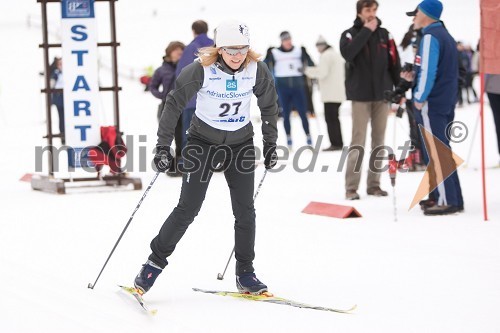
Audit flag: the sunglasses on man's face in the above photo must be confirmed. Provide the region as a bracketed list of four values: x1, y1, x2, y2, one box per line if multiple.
[222, 46, 249, 56]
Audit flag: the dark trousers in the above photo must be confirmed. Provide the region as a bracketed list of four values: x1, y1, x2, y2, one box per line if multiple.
[465, 73, 478, 102]
[182, 107, 196, 148]
[487, 92, 500, 155]
[171, 116, 183, 172]
[406, 100, 422, 151]
[415, 104, 464, 207]
[324, 102, 343, 147]
[149, 137, 257, 275]
[158, 101, 183, 171]
[304, 76, 315, 115]
[52, 93, 65, 134]
[55, 103, 65, 134]
[457, 84, 464, 105]
[277, 85, 310, 136]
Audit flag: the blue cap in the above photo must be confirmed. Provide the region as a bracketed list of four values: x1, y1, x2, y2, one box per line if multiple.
[418, 0, 443, 20]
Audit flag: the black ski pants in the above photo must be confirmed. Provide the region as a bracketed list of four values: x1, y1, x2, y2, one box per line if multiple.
[488, 92, 500, 155]
[149, 137, 256, 275]
[324, 102, 343, 147]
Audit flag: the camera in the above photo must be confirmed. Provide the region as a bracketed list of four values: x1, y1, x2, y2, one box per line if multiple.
[395, 103, 406, 118]
[384, 87, 405, 105]
[401, 62, 414, 72]
[383, 62, 414, 110]
[384, 79, 412, 106]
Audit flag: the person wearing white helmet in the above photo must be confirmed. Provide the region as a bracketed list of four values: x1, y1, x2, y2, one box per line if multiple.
[133, 20, 279, 296]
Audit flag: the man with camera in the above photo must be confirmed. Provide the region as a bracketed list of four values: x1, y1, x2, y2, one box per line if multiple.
[384, 62, 414, 115]
[384, 61, 427, 172]
[405, 0, 464, 215]
[340, 0, 401, 200]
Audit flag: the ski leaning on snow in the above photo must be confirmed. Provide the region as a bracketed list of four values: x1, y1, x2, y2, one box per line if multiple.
[118, 285, 157, 315]
[464, 164, 500, 171]
[192, 288, 356, 314]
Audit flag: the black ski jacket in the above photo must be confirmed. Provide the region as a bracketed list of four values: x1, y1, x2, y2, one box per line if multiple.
[340, 17, 401, 101]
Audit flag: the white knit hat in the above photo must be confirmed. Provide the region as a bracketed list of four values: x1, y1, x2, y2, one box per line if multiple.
[316, 35, 328, 46]
[214, 20, 250, 47]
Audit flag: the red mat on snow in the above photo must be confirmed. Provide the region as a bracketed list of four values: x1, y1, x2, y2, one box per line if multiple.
[302, 201, 362, 219]
[19, 173, 33, 182]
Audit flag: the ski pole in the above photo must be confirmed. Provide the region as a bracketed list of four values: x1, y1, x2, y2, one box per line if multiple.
[463, 111, 480, 168]
[217, 169, 268, 280]
[388, 154, 398, 223]
[88, 172, 161, 289]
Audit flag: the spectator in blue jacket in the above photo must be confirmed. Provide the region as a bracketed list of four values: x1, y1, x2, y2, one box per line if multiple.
[406, 0, 464, 215]
[175, 20, 214, 148]
[150, 41, 185, 176]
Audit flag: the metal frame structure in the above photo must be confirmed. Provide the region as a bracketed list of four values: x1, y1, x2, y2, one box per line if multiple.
[33, 0, 142, 193]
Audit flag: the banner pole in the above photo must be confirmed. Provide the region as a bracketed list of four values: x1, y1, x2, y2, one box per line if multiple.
[480, 73, 488, 221]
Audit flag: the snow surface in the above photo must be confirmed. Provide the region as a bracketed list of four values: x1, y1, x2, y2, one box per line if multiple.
[2, 1, 500, 332]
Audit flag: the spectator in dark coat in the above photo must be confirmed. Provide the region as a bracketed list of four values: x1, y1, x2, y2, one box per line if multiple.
[340, 0, 401, 200]
[150, 41, 185, 176]
[464, 44, 478, 103]
[50, 57, 65, 143]
[175, 20, 214, 148]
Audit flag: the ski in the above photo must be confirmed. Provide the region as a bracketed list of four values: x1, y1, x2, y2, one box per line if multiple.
[464, 164, 500, 171]
[118, 285, 158, 315]
[192, 288, 356, 314]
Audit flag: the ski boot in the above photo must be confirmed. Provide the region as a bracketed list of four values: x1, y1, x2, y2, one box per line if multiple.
[236, 272, 268, 295]
[134, 260, 162, 294]
[286, 135, 293, 151]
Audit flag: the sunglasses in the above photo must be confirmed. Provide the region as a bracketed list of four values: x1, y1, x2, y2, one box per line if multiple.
[222, 46, 249, 56]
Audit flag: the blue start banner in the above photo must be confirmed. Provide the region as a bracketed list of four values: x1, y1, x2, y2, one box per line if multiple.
[61, 0, 101, 168]
[62, 0, 95, 18]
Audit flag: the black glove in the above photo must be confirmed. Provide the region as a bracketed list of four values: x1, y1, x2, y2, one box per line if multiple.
[153, 145, 173, 173]
[395, 78, 413, 94]
[263, 142, 278, 170]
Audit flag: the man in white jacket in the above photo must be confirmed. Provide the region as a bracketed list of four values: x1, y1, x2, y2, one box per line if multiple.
[305, 36, 346, 151]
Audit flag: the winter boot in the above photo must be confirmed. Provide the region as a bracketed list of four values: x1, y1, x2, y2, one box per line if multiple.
[367, 186, 388, 197]
[345, 190, 360, 200]
[419, 193, 436, 210]
[306, 135, 313, 146]
[134, 260, 163, 294]
[236, 272, 268, 294]
[287, 135, 293, 150]
[423, 205, 460, 216]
